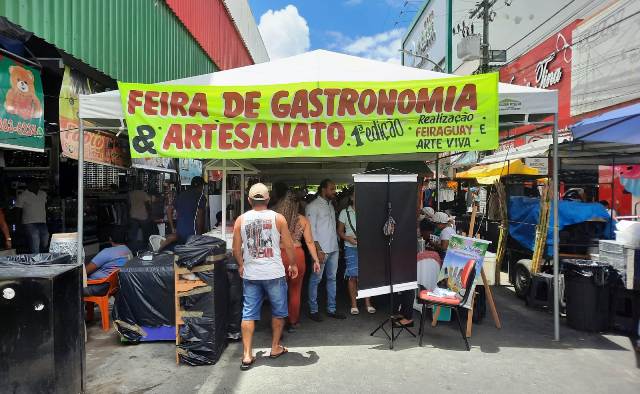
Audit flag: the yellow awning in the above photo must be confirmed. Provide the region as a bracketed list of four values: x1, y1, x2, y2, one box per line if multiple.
[455, 159, 539, 184]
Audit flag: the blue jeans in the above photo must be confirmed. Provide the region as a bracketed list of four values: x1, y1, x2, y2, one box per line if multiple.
[242, 277, 288, 321]
[24, 223, 49, 254]
[308, 250, 338, 314]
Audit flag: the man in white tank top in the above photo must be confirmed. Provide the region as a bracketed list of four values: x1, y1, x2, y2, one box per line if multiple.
[233, 183, 297, 370]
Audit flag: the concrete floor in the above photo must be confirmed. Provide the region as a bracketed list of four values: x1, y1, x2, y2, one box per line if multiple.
[86, 286, 640, 394]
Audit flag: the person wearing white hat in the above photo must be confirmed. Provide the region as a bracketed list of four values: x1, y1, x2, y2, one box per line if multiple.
[429, 211, 456, 257]
[422, 207, 435, 220]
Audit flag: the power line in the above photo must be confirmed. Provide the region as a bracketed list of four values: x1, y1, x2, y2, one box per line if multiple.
[508, 0, 626, 63]
[506, 0, 576, 51]
[500, 9, 640, 78]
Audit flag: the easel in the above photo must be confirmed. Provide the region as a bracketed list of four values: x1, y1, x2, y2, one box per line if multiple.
[432, 205, 502, 337]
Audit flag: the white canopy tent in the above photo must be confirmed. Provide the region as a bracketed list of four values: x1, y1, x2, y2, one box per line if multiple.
[76, 49, 562, 339]
[79, 49, 557, 120]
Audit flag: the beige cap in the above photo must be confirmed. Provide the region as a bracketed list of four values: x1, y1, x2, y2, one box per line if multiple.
[433, 211, 450, 224]
[248, 183, 269, 201]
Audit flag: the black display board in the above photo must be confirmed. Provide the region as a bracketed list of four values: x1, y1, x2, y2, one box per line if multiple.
[355, 173, 417, 297]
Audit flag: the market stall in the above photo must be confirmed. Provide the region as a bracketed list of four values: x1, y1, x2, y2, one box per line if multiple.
[77, 50, 561, 340]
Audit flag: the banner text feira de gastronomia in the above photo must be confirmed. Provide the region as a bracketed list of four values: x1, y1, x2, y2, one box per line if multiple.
[119, 74, 499, 158]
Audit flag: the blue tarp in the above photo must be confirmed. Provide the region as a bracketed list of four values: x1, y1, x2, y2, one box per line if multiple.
[508, 196, 611, 255]
[571, 102, 640, 144]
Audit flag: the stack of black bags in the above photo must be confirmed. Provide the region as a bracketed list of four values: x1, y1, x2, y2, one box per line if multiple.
[175, 236, 229, 365]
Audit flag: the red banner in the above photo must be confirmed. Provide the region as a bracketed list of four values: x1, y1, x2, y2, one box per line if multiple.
[60, 129, 130, 168]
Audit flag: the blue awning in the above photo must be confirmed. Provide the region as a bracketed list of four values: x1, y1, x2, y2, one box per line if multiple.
[571, 103, 640, 144]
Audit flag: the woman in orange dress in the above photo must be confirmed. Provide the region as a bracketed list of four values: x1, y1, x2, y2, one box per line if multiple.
[275, 191, 321, 332]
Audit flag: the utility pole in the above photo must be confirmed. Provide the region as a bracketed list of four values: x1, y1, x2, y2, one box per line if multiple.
[482, 1, 491, 73]
[469, 0, 496, 73]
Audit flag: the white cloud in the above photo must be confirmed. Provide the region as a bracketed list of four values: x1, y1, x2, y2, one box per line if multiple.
[329, 28, 405, 64]
[258, 5, 310, 60]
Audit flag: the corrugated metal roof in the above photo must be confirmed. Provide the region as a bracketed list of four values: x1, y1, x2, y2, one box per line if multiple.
[223, 0, 269, 63]
[165, 0, 253, 70]
[0, 0, 217, 82]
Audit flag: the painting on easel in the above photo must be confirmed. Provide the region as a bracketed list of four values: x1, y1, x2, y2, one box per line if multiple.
[435, 235, 491, 308]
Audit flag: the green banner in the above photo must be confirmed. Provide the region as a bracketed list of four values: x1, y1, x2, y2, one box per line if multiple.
[119, 73, 498, 159]
[0, 55, 45, 152]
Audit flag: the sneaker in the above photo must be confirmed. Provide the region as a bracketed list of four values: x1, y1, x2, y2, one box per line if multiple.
[309, 312, 323, 322]
[367, 306, 377, 314]
[327, 311, 347, 320]
[350, 307, 360, 315]
[287, 325, 296, 333]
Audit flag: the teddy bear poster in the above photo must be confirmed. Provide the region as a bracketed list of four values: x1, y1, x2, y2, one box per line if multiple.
[0, 55, 45, 148]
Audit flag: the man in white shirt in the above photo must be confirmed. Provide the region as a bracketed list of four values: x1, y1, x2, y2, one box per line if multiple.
[306, 179, 346, 321]
[15, 180, 48, 253]
[232, 183, 297, 370]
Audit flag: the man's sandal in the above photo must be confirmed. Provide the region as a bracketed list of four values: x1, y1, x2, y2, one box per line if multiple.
[269, 345, 288, 359]
[240, 356, 256, 371]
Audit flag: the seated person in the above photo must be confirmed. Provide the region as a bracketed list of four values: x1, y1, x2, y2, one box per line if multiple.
[84, 227, 132, 296]
[429, 212, 456, 259]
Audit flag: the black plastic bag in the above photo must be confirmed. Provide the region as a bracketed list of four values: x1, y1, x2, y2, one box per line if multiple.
[112, 253, 175, 328]
[0, 253, 71, 266]
[113, 320, 144, 343]
[179, 289, 215, 317]
[563, 259, 613, 286]
[175, 235, 226, 269]
[178, 317, 226, 366]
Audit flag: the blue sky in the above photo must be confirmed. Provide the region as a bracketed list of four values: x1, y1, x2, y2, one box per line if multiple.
[248, 0, 422, 62]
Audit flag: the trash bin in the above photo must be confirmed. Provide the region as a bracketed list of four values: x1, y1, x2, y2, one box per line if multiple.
[0, 253, 83, 393]
[563, 259, 614, 332]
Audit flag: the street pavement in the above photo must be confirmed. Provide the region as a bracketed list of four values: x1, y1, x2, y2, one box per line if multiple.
[86, 286, 640, 394]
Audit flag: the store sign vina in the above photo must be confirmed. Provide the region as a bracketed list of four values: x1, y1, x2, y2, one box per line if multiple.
[119, 74, 498, 159]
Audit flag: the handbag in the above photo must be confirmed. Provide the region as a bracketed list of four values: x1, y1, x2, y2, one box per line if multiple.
[346, 207, 357, 241]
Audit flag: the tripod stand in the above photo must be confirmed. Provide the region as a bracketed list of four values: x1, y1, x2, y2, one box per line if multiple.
[370, 170, 416, 349]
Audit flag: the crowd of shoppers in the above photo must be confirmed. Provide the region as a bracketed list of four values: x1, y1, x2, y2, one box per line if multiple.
[234, 179, 379, 370]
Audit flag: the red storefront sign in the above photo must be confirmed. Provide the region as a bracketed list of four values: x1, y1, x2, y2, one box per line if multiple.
[499, 21, 580, 146]
[60, 130, 130, 168]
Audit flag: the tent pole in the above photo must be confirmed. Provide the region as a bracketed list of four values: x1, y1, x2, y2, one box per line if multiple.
[610, 156, 615, 239]
[436, 154, 440, 211]
[552, 114, 560, 341]
[222, 159, 227, 242]
[77, 119, 85, 267]
[240, 171, 245, 214]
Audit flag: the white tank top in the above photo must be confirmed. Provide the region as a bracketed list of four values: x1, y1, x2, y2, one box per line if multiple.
[240, 209, 284, 280]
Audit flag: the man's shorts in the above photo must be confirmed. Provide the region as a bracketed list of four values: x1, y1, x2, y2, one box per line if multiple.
[344, 246, 359, 278]
[242, 276, 288, 321]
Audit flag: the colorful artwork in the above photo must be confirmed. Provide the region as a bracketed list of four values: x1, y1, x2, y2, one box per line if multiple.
[438, 235, 490, 308]
[0, 56, 45, 151]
